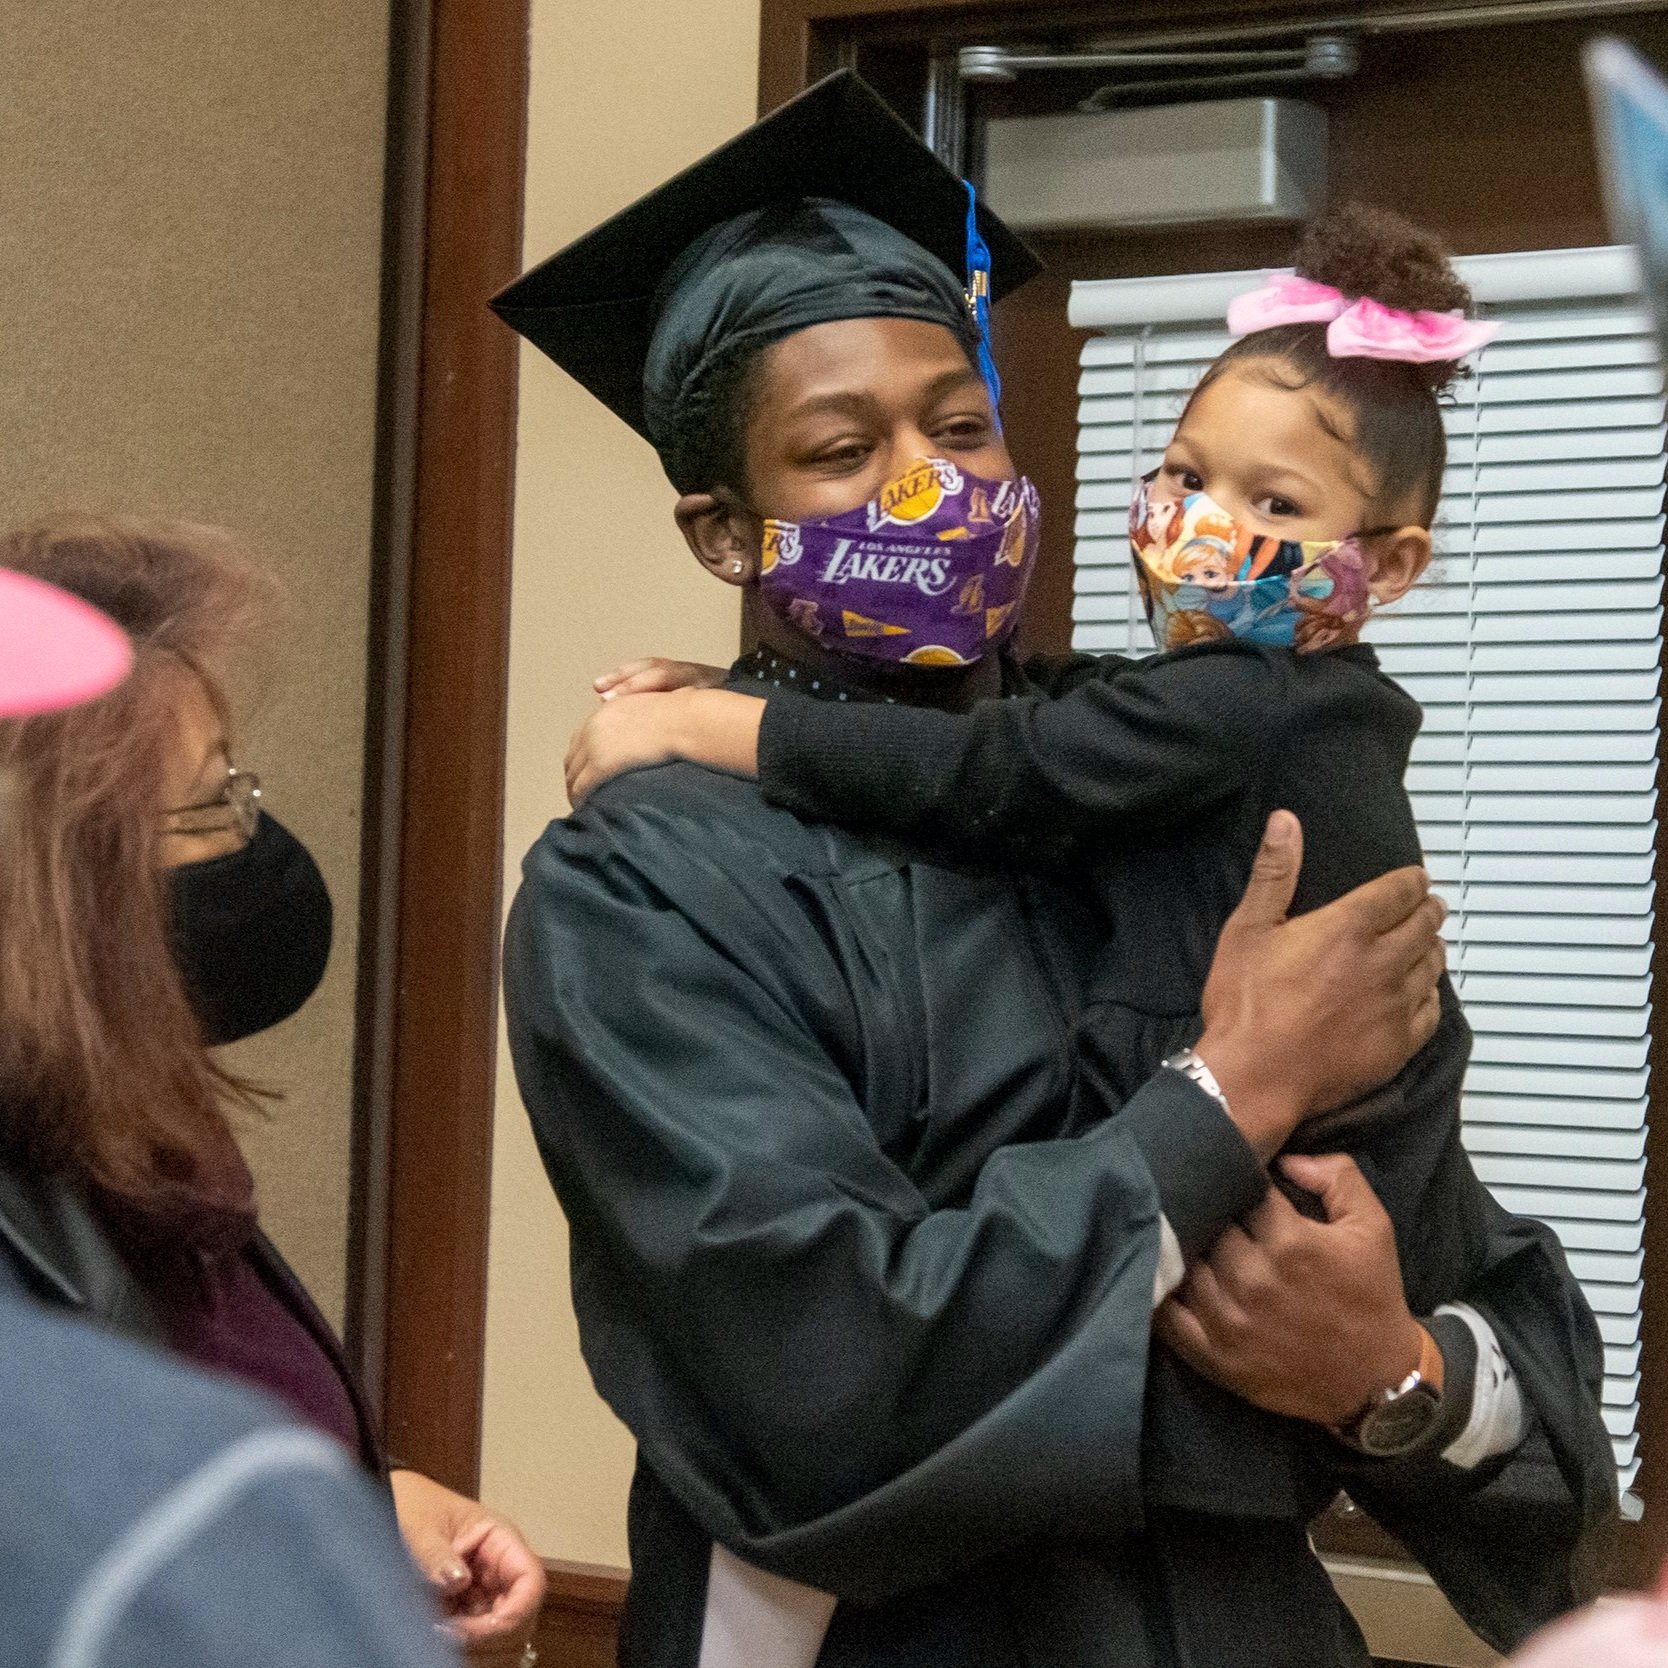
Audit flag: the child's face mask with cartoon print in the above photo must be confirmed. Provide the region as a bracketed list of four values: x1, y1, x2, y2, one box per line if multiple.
[755, 458, 1040, 667]
[1127, 471, 1377, 655]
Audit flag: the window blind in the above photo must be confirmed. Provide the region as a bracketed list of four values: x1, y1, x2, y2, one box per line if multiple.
[1071, 249, 1661, 1501]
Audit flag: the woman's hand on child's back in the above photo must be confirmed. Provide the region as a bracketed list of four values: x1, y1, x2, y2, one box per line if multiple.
[566, 688, 767, 806]
[1196, 810, 1446, 1159]
[593, 656, 729, 699]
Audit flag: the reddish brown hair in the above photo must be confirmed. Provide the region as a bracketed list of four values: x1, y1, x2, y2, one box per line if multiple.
[0, 516, 272, 1254]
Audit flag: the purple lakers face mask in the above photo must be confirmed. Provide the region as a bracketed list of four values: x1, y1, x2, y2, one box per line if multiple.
[756, 459, 1040, 667]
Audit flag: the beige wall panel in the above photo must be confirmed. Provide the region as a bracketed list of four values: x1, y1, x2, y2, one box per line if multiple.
[482, 0, 761, 1565]
[0, 2, 391, 1324]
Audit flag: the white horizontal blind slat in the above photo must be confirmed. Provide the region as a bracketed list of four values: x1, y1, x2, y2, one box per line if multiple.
[1070, 251, 1660, 1500]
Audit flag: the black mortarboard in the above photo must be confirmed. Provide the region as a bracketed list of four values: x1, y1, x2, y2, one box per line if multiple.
[491, 71, 1042, 465]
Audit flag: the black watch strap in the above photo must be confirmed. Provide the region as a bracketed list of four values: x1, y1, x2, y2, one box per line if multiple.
[1334, 1312, 1479, 1463]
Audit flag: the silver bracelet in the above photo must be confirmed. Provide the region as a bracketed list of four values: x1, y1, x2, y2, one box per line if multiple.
[1162, 1047, 1231, 1118]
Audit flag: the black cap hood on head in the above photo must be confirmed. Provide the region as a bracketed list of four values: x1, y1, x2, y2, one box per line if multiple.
[491, 71, 1042, 467]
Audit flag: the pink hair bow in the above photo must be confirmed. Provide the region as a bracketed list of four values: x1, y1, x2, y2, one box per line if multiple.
[1226, 272, 1500, 363]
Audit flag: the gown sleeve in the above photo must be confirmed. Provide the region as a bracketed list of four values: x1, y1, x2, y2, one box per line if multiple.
[755, 644, 1284, 863]
[501, 774, 1266, 1602]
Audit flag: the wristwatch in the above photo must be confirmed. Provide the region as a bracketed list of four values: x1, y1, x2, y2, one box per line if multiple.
[1332, 1328, 1446, 1457]
[1162, 1047, 1231, 1118]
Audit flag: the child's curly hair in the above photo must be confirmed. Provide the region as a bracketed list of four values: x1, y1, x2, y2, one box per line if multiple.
[1194, 204, 1479, 524]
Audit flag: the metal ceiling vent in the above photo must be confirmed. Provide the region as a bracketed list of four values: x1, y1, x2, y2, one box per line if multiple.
[982, 97, 1328, 232]
[960, 34, 1358, 107]
[956, 31, 1347, 231]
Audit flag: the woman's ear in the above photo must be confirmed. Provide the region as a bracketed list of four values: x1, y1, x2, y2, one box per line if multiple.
[675, 492, 760, 587]
[1368, 526, 1433, 607]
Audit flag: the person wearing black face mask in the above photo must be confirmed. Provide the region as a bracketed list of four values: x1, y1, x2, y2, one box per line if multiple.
[0, 516, 544, 1662]
[166, 768, 334, 1050]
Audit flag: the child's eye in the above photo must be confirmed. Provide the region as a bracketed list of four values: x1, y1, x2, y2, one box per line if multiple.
[1255, 494, 1301, 518]
[1174, 468, 1203, 492]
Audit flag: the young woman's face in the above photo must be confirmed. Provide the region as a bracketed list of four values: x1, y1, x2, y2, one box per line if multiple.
[1159, 362, 1377, 544]
[741, 317, 1014, 522]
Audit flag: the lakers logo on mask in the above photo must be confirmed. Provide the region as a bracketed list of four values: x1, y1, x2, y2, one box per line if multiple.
[761, 520, 802, 573]
[871, 458, 963, 529]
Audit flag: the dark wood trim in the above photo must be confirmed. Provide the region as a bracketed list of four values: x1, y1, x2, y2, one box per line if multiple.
[369, 0, 530, 1496]
[532, 1561, 629, 1668]
[344, 0, 432, 1407]
[543, 1559, 631, 1614]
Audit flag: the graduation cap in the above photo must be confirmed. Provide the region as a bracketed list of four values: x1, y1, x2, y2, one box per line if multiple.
[492, 71, 1042, 461]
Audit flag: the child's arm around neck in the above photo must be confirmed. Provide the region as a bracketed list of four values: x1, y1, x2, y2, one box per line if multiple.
[570, 641, 1304, 866]
[762, 639, 1308, 862]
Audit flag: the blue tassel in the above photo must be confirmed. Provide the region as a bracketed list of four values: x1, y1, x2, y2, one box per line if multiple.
[962, 179, 1003, 431]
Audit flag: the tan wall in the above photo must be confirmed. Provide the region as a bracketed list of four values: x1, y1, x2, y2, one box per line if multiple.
[480, 0, 761, 1564]
[0, 3, 391, 1325]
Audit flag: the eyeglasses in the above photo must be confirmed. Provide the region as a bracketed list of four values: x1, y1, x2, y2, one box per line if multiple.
[164, 764, 262, 841]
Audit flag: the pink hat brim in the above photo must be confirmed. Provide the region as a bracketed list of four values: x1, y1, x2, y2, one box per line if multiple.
[0, 570, 132, 717]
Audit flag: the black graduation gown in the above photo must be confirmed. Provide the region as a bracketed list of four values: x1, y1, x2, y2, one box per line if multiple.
[503, 670, 1614, 1668]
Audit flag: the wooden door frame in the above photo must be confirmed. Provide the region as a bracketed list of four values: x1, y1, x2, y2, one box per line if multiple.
[347, 0, 529, 1497]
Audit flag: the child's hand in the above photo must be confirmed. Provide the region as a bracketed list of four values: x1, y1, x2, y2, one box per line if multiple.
[594, 657, 729, 700]
[566, 687, 767, 806]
